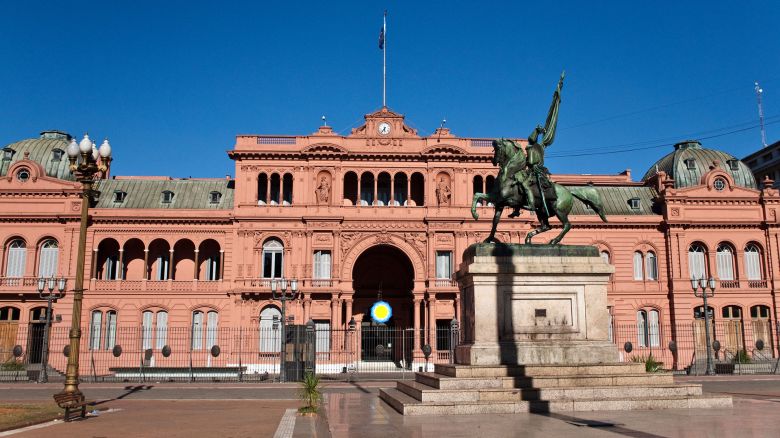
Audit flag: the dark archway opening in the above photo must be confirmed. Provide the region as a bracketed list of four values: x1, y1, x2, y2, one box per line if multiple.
[352, 245, 414, 362]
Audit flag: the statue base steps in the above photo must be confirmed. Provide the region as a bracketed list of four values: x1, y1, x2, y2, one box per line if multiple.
[379, 363, 732, 416]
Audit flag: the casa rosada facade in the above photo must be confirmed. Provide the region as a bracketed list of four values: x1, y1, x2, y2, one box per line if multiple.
[1, 106, 779, 370]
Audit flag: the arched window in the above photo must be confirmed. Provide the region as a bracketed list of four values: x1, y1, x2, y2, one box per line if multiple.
[648, 309, 660, 347]
[473, 176, 484, 205]
[688, 243, 707, 280]
[269, 174, 281, 205]
[258, 173, 268, 205]
[694, 305, 714, 320]
[750, 305, 770, 319]
[343, 172, 358, 206]
[262, 239, 283, 279]
[744, 243, 762, 280]
[716, 244, 735, 281]
[393, 173, 407, 206]
[190, 310, 219, 350]
[722, 305, 742, 319]
[38, 239, 59, 277]
[646, 251, 658, 281]
[410, 172, 425, 206]
[6, 239, 27, 278]
[142, 309, 168, 350]
[637, 310, 647, 347]
[360, 173, 374, 206]
[633, 251, 644, 280]
[377, 172, 391, 206]
[600, 250, 610, 264]
[282, 173, 293, 205]
[89, 309, 117, 350]
[0, 306, 21, 321]
[259, 306, 282, 353]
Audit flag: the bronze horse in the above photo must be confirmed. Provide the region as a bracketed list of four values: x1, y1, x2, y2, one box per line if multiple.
[471, 139, 608, 244]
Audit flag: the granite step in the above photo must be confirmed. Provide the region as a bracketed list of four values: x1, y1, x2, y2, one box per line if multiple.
[434, 362, 647, 378]
[380, 387, 732, 416]
[415, 371, 674, 390]
[397, 380, 703, 403]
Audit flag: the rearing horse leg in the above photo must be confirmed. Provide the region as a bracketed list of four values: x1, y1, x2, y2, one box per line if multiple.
[525, 223, 551, 244]
[471, 193, 489, 220]
[549, 211, 571, 245]
[485, 206, 504, 243]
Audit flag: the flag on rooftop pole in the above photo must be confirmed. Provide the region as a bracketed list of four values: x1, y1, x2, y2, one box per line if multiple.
[380, 10, 387, 107]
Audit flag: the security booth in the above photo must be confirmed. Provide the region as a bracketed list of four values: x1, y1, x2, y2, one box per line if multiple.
[283, 323, 316, 382]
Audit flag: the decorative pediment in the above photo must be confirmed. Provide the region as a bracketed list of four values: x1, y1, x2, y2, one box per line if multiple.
[421, 144, 467, 155]
[301, 143, 348, 155]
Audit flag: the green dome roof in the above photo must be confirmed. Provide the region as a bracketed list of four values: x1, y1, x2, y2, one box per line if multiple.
[0, 131, 76, 181]
[642, 140, 756, 189]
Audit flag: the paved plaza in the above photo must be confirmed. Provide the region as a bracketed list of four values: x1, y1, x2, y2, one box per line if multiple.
[0, 376, 779, 437]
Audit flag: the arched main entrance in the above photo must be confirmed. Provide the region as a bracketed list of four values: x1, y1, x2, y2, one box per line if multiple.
[351, 245, 414, 363]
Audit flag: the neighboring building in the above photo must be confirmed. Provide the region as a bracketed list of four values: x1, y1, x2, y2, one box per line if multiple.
[1, 108, 778, 374]
[743, 139, 780, 188]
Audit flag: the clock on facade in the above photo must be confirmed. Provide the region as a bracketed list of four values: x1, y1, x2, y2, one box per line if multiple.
[377, 122, 391, 136]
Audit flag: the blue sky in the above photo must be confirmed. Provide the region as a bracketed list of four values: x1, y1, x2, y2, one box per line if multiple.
[0, 1, 778, 178]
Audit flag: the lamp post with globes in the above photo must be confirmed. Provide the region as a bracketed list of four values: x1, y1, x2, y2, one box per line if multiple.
[271, 278, 298, 382]
[36, 276, 66, 383]
[692, 276, 717, 376]
[56, 134, 112, 402]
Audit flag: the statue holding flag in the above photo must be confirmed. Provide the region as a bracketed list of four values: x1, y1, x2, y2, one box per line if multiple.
[471, 72, 609, 244]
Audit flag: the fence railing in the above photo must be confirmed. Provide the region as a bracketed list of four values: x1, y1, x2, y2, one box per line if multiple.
[0, 323, 459, 382]
[611, 320, 780, 375]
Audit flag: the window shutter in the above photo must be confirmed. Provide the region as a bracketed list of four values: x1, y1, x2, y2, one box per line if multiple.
[716, 249, 734, 280]
[633, 252, 644, 280]
[90, 311, 102, 350]
[206, 311, 218, 349]
[38, 243, 58, 277]
[192, 312, 203, 350]
[7, 246, 26, 277]
[688, 249, 705, 280]
[648, 310, 660, 347]
[156, 311, 168, 349]
[745, 248, 761, 280]
[105, 311, 117, 350]
[142, 311, 153, 350]
[637, 311, 647, 347]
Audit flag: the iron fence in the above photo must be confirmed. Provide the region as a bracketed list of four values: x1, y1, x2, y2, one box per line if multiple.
[611, 320, 780, 375]
[0, 323, 459, 383]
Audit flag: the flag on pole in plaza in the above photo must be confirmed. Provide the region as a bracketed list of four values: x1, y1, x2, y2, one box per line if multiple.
[378, 25, 385, 49]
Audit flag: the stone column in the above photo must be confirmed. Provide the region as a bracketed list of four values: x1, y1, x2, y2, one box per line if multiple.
[168, 249, 174, 280]
[373, 173, 378, 206]
[219, 250, 225, 281]
[143, 249, 149, 280]
[406, 175, 411, 206]
[117, 249, 124, 280]
[90, 248, 98, 280]
[357, 174, 362, 205]
[390, 174, 395, 206]
[303, 293, 311, 322]
[428, 294, 437, 349]
[413, 296, 422, 352]
[193, 249, 200, 281]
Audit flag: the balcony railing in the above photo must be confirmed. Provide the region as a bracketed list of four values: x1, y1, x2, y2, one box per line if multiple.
[748, 279, 768, 288]
[310, 279, 333, 287]
[432, 279, 458, 288]
[720, 280, 740, 289]
[91, 279, 222, 292]
[0, 277, 38, 289]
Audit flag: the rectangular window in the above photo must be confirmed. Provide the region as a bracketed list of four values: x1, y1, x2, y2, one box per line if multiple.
[313, 251, 331, 279]
[633, 252, 644, 280]
[436, 251, 453, 279]
[637, 311, 647, 348]
[263, 251, 283, 278]
[206, 311, 219, 349]
[688, 251, 706, 280]
[436, 320, 452, 351]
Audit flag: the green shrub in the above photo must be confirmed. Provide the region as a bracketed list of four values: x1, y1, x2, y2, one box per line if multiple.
[1, 361, 25, 371]
[631, 354, 662, 372]
[733, 349, 751, 364]
[298, 372, 322, 414]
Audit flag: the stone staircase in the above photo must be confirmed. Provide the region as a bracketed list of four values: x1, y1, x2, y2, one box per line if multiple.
[380, 362, 731, 415]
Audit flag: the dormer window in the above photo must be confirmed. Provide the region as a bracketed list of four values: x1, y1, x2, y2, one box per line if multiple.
[2, 148, 14, 161]
[629, 198, 641, 210]
[209, 191, 222, 204]
[161, 190, 174, 204]
[51, 148, 64, 161]
[727, 160, 739, 171]
[684, 159, 696, 170]
[113, 190, 127, 203]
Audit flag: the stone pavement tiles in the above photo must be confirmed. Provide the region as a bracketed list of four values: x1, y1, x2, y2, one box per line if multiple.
[325, 390, 779, 437]
[11, 399, 298, 438]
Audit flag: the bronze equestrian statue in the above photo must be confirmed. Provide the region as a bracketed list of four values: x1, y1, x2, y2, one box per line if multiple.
[471, 72, 608, 244]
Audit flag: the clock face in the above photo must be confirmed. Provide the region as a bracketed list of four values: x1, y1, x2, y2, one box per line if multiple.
[377, 122, 391, 135]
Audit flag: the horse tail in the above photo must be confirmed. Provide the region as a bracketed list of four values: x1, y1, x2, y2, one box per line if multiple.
[570, 186, 608, 222]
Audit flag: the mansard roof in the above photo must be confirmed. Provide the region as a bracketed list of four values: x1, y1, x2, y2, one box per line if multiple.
[94, 178, 234, 209]
[567, 185, 660, 216]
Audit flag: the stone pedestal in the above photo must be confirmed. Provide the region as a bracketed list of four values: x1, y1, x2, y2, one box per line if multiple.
[455, 243, 618, 366]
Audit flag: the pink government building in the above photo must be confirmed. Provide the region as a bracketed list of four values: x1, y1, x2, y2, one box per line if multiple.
[0, 106, 778, 374]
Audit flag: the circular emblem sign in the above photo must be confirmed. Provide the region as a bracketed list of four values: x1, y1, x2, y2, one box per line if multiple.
[370, 300, 392, 324]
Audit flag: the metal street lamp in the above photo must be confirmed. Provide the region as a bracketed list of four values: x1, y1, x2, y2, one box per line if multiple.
[36, 276, 66, 383]
[271, 278, 298, 382]
[57, 134, 112, 402]
[692, 276, 717, 376]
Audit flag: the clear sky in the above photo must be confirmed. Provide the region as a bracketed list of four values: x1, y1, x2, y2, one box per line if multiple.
[1, 1, 778, 178]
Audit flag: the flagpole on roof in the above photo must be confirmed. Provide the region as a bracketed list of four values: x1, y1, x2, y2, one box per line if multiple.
[382, 10, 387, 107]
